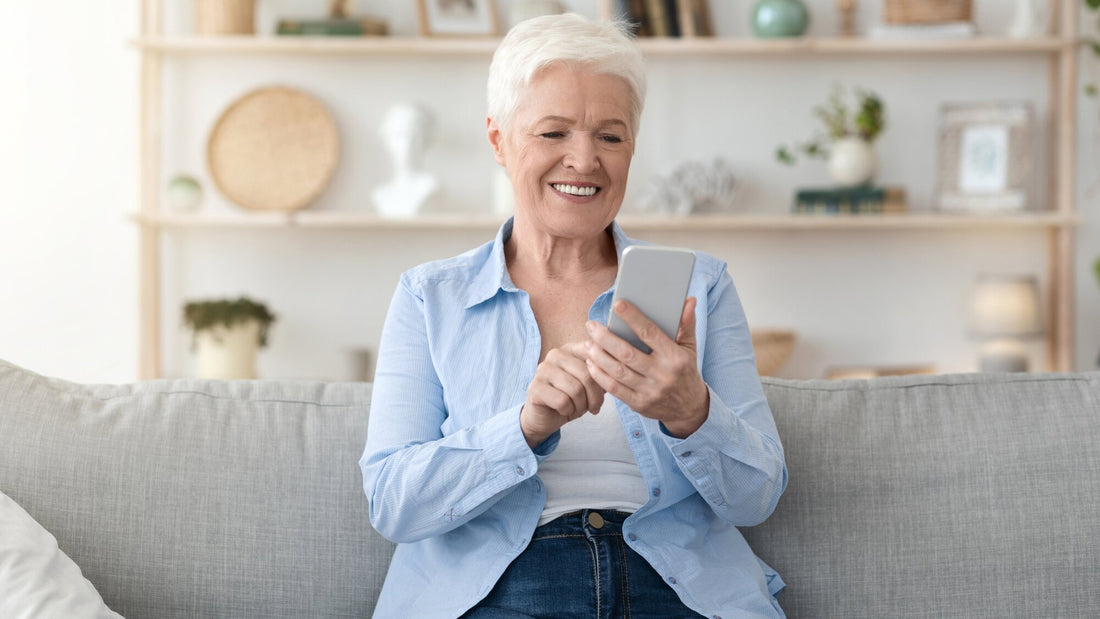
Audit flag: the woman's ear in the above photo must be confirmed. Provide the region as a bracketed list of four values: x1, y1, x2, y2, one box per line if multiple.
[486, 117, 506, 166]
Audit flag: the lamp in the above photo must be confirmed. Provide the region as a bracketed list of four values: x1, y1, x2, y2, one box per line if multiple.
[968, 274, 1043, 372]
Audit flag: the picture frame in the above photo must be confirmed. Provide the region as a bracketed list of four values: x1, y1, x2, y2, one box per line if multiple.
[935, 102, 1036, 212]
[416, 0, 500, 37]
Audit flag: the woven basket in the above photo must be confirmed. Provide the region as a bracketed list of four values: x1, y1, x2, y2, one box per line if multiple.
[883, 0, 971, 25]
[195, 0, 255, 35]
[207, 86, 340, 212]
[751, 330, 796, 377]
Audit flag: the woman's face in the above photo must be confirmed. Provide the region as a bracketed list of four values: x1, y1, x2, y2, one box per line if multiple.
[488, 64, 635, 239]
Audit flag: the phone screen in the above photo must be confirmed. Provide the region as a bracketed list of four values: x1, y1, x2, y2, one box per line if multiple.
[607, 245, 696, 354]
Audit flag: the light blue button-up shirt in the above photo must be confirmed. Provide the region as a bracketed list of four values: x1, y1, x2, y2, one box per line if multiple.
[361, 218, 788, 618]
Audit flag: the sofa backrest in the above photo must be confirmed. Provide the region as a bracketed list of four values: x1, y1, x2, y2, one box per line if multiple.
[745, 371, 1100, 618]
[4, 360, 1099, 618]
[0, 360, 392, 619]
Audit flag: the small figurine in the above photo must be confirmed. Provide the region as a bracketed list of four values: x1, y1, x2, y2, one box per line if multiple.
[837, 0, 856, 37]
[371, 103, 439, 218]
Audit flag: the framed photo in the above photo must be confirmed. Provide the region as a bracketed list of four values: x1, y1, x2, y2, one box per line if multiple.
[417, 0, 500, 37]
[936, 102, 1036, 212]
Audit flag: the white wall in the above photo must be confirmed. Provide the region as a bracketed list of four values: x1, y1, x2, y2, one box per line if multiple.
[0, 4, 138, 382]
[2, 0, 1098, 382]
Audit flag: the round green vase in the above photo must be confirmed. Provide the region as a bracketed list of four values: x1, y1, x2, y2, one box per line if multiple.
[752, 0, 809, 38]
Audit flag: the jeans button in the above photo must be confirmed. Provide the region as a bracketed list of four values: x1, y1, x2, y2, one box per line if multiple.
[587, 511, 605, 529]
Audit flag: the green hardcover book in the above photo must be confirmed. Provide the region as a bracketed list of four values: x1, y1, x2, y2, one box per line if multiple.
[793, 185, 887, 214]
[276, 18, 388, 37]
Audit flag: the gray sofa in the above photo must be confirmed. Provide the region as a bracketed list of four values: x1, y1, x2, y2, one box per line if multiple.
[1, 358, 1097, 618]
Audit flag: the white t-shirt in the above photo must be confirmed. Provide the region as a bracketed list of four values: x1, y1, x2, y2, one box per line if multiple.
[537, 397, 649, 526]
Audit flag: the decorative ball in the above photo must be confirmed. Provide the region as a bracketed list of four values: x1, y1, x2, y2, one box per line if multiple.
[752, 0, 810, 38]
[166, 175, 203, 211]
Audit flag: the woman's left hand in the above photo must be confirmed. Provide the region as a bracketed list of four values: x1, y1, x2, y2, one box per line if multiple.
[584, 298, 709, 438]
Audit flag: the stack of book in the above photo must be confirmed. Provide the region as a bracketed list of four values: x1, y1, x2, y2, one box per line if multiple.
[276, 17, 388, 37]
[792, 185, 907, 215]
[612, 0, 712, 37]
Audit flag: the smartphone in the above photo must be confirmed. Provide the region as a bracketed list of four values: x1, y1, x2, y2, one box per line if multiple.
[607, 245, 696, 354]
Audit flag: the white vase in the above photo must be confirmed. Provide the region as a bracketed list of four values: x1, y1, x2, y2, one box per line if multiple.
[828, 137, 876, 186]
[1008, 0, 1047, 38]
[194, 320, 260, 379]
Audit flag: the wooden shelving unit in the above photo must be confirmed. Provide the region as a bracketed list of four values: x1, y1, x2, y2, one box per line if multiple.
[135, 0, 1080, 378]
[132, 34, 1070, 56]
[130, 211, 1077, 231]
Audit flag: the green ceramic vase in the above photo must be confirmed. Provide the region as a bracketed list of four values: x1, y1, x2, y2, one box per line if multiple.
[752, 0, 809, 38]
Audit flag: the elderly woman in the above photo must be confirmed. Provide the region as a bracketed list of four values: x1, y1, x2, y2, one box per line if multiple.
[361, 13, 787, 618]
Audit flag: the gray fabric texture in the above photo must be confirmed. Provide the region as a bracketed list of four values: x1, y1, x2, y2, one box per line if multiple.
[3, 359, 1099, 618]
[0, 360, 392, 619]
[745, 372, 1100, 618]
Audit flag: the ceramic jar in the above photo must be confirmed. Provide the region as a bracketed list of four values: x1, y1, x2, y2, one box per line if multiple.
[751, 0, 810, 38]
[827, 137, 876, 186]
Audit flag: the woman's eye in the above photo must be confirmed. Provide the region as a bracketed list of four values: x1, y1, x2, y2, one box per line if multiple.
[600, 134, 624, 144]
[540, 131, 565, 139]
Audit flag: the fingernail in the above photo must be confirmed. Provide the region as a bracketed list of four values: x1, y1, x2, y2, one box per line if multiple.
[585, 321, 597, 333]
[615, 300, 627, 313]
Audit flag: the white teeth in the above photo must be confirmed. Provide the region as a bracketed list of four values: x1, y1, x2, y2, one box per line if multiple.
[552, 184, 598, 197]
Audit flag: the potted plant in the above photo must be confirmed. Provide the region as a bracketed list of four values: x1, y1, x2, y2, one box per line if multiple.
[776, 84, 886, 186]
[183, 297, 276, 379]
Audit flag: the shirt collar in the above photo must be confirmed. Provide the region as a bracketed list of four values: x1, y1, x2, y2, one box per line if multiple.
[461, 216, 635, 309]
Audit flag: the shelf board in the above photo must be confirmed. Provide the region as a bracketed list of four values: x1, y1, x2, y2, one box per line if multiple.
[130, 35, 1074, 57]
[130, 211, 1079, 231]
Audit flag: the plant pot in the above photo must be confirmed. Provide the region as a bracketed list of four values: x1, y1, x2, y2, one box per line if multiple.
[751, 0, 809, 38]
[828, 137, 876, 186]
[194, 320, 261, 379]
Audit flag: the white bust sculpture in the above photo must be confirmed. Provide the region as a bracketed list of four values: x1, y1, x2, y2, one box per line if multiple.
[371, 103, 439, 218]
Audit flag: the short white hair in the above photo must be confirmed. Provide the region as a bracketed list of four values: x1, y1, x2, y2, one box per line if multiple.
[487, 13, 647, 136]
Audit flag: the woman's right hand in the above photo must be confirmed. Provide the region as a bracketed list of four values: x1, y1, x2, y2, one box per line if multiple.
[520, 342, 605, 449]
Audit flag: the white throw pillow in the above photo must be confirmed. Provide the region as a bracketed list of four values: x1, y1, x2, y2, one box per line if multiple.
[0, 490, 122, 619]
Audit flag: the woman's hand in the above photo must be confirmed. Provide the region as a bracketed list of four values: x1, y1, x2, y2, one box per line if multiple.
[520, 342, 606, 449]
[584, 298, 709, 438]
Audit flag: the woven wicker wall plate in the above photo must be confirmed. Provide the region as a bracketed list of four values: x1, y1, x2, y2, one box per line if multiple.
[207, 86, 339, 212]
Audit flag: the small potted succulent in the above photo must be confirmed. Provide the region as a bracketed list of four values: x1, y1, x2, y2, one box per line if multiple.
[183, 296, 276, 379]
[776, 84, 886, 186]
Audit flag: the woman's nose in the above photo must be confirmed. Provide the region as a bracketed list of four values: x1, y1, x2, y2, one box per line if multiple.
[563, 135, 600, 173]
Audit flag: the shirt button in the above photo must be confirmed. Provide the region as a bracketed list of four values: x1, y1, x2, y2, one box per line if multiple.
[667, 576, 677, 585]
[652, 488, 661, 497]
[515, 466, 524, 476]
[681, 451, 693, 457]
[628, 533, 637, 541]
[632, 430, 641, 438]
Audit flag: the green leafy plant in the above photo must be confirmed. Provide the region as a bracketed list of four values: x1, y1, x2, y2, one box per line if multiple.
[776, 85, 885, 165]
[183, 297, 276, 348]
[1085, 1, 1100, 98]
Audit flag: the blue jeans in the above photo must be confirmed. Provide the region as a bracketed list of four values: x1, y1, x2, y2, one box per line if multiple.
[462, 509, 703, 618]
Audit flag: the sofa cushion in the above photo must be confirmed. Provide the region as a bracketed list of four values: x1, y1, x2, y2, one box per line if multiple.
[0, 359, 393, 619]
[748, 372, 1100, 618]
[0, 489, 122, 619]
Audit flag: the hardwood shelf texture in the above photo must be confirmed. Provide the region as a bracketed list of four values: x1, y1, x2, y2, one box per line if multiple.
[136, 0, 1080, 378]
[131, 34, 1075, 57]
[131, 211, 1079, 231]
